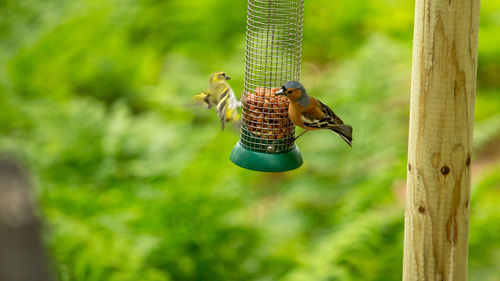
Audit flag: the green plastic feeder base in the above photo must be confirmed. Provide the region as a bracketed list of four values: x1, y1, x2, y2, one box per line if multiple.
[230, 141, 303, 172]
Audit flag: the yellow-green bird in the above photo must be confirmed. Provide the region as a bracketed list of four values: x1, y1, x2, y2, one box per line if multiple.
[192, 71, 241, 130]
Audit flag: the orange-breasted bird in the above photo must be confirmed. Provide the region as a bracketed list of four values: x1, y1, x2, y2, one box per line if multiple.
[275, 81, 353, 146]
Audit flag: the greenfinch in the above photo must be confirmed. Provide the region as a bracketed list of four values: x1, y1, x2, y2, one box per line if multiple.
[192, 71, 241, 130]
[276, 81, 353, 146]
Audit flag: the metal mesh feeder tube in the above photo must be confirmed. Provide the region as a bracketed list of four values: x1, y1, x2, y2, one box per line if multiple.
[230, 0, 304, 172]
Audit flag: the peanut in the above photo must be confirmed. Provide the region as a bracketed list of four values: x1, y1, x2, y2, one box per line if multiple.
[243, 87, 292, 140]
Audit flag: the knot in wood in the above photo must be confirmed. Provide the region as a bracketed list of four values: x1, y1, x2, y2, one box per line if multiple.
[440, 165, 450, 175]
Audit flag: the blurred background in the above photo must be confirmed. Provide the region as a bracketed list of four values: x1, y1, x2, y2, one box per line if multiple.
[0, 0, 499, 280]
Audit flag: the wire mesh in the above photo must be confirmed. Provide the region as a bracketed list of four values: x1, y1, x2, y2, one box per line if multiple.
[240, 0, 304, 153]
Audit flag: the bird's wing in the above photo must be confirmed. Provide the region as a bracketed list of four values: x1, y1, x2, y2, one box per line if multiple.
[225, 87, 241, 121]
[216, 87, 231, 130]
[302, 101, 345, 128]
[301, 98, 331, 126]
[305, 101, 352, 146]
[319, 101, 345, 125]
[301, 111, 322, 126]
[191, 90, 212, 109]
[227, 87, 241, 109]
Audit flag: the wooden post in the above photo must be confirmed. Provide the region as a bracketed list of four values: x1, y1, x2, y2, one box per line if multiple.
[0, 156, 52, 281]
[403, 0, 480, 280]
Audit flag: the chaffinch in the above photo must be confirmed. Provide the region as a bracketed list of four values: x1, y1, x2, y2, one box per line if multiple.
[276, 81, 353, 146]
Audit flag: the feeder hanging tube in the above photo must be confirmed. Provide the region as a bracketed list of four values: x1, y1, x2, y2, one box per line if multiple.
[230, 0, 304, 172]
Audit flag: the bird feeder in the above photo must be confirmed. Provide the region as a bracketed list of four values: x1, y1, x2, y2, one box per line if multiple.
[230, 0, 304, 172]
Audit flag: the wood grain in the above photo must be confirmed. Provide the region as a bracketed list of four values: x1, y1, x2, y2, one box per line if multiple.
[403, 0, 480, 280]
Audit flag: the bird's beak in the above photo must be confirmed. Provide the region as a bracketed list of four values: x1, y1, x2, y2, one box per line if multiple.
[225, 76, 231, 80]
[275, 88, 286, 96]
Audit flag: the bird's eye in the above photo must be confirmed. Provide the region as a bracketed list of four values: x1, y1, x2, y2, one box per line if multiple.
[221, 73, 226, 76]
[287, 90, 293, 94]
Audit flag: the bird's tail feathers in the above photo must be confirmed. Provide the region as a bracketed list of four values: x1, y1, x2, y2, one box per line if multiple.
[330, 124, 353, 147]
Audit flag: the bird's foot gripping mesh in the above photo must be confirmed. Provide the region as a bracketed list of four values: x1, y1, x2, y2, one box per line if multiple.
[230, 0, 304, 172]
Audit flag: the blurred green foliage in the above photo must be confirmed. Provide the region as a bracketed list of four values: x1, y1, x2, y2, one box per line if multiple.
[0, 0, 499, 280]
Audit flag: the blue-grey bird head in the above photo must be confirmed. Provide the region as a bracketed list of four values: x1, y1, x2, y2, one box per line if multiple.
[275, 81, 310, 107]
